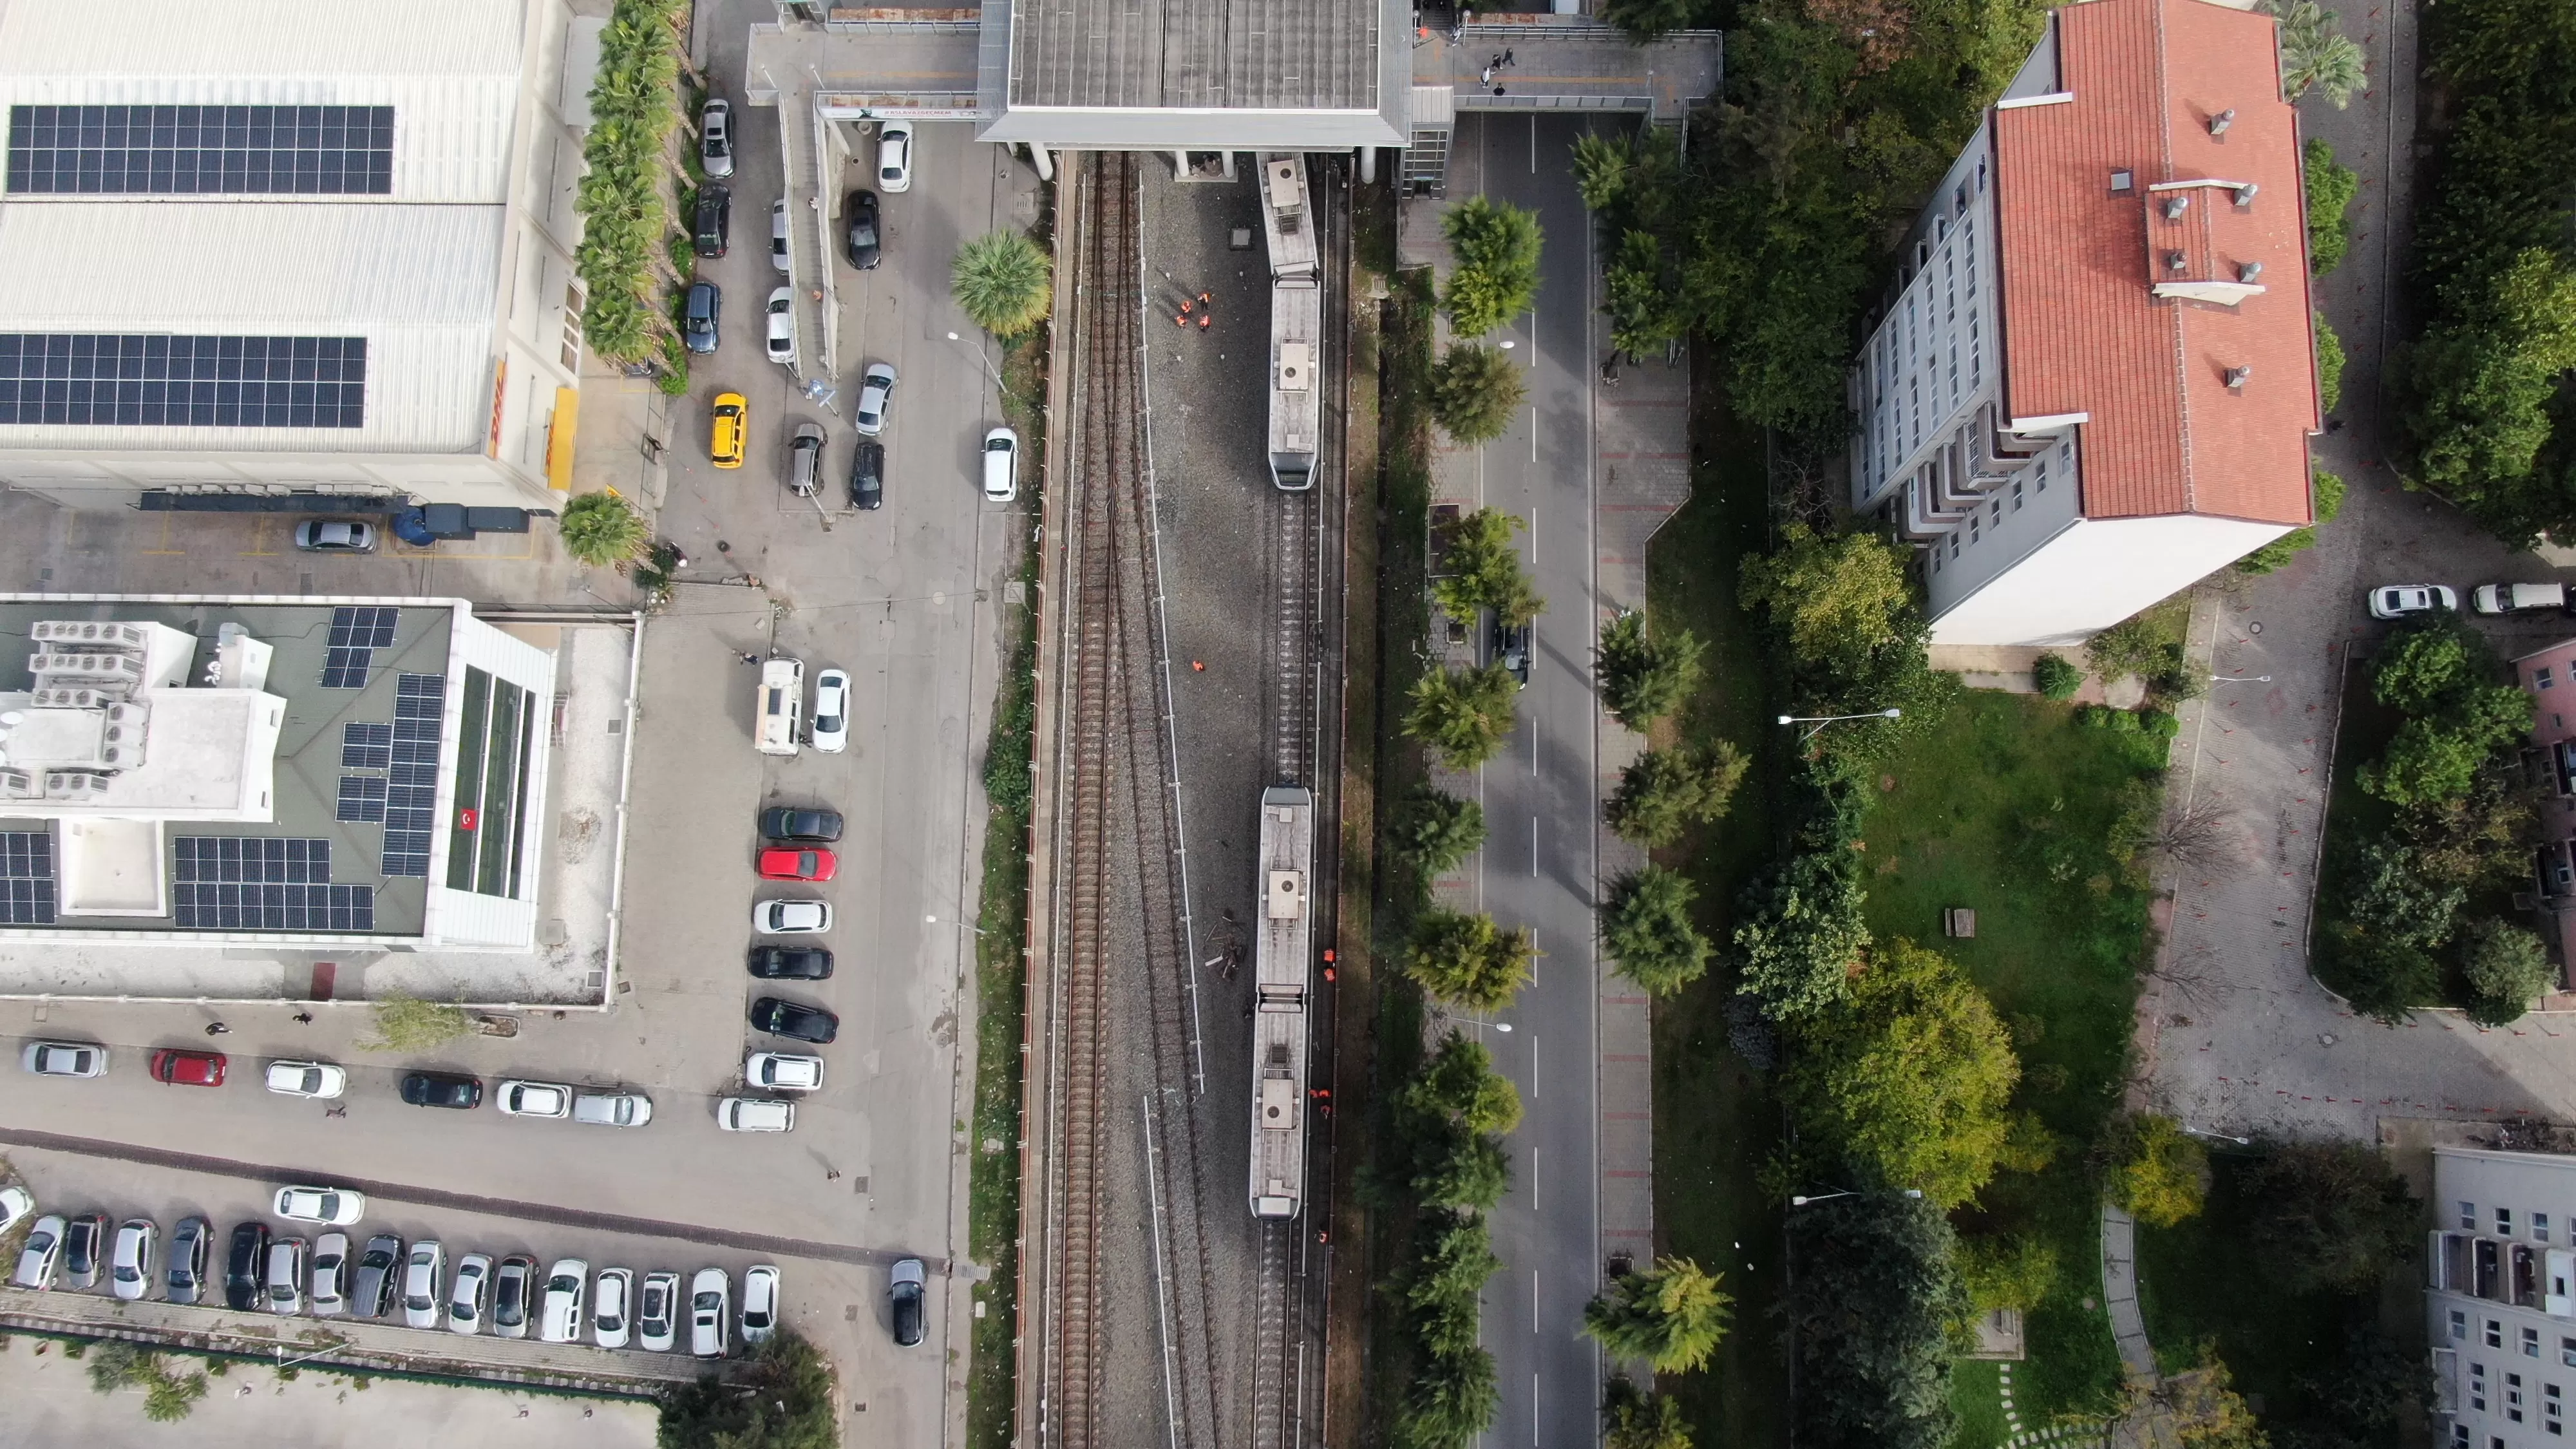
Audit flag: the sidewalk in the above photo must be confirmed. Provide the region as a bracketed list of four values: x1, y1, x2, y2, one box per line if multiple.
[2097, 1202, 2157, 1386]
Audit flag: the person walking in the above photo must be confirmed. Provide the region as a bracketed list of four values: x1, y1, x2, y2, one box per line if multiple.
[204, 1021, 229, 1037]
[292, 1010, 314, 1025]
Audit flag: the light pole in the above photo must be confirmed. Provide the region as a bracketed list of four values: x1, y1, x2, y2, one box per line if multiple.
[1777, 707, 1901, 745]
[2179, 1124, 2251, 1145]
[945, 330, 1012, 401]
[1790, 1187, 1923, 1206]
[2208, 674, 2271, 684]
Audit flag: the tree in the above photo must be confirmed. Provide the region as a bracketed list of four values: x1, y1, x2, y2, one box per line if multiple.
[2406, 764, 2539, 887]
[1441, 196, 1543, 336]
[1403, 665, 1521, 771]
[2403, 247, 2576, 537]
[1956, 1233, 2058, 1312]
[1416, 1131, 1511, 1209]
[2029, 652, 2083, 701]
[2098, 1114, 2210, 1228]
[2298, 1322, 2434, 1441]
[1733, 852, 1870, 1021]
[1600, 0, 1706, 42]
[1396, 1341, 1499, 1449]
[1432, 508, 1541, 625]
[2304, 138, 2358, 274]
[1391, 789, 1488, 879]
[560, 489, 650, 570]
[2240, 1141, 2421, 1295]
[1573, 132, 1633, 214]
[1405, 909, 1537, 1012]
[574, 0, 690, 367]
[2463, 917, 2556, 1024]
[657, 1330, 837, 1449]
[1428, 343, 1528, 445]
[1738, 523, 1913, 673]
[2315, 311, 2347, 413]
[1784, 1193, 1968, 1449]
[1605, 743, 1748, 846]
[1582, 1257, 1734, 1372]
[951, 230, 1053, 338]
[1602, 866, 1713, 995]
[1786, 939, 2020, 1209]
[2371, 619, 2481, 711]
[2233, 468, 2345, 574]
[2273, 0, 2367, 108]
[361, 993, 471, 1052]
[1595, 611, 1707, 730]
[1605, 229, 1686, 357]
[2362, 691, 2532, 806]
[1405, 1030, 1525, 1137]
[1603, 1376, 1693, 1449]
[1404, 1211, 1501, 1356]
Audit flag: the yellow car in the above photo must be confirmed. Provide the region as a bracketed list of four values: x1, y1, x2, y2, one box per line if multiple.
[710, 393, 748, 469]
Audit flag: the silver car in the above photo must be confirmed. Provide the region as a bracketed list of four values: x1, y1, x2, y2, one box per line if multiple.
[765, 287, 796, 365]
[292, 519, 375, 553]
[853, 361, 896, 436]
[401, 1240, 446, 1329]
[109, 1218, 158, 1302]
[573, 1090, 654, 1128]
[265, 1237, 309, 1316]
[690, 1267, 731, 1359]
[166, 1216, 213, 1304]
[14, 1214, 64, 1289]
[310, 1232, 350, 1316]
[700, 99, 734, 178]
[448, 1253, 493, 1336]
[770, 197, 790, 272]
[21, 1041, 106, 1077]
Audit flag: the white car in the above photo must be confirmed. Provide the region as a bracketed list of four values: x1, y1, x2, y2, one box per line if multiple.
[811, 668, 851, 754]
[770, 197, 790, 272]
[22, 1041, 106, 1077]
[639, 1270, 681, 1352]
[497, 1079, 574, 1119]
[539, 1258, 590, 1345]
[2368, 583, 2458, 620]
[266, 1238, 308, 1316]
[740, 1264, 781, 1345]
[876, 120, 912, 193]
[745, 1052, 824, 1093]
[690, 1267, 731, 1359]
[594, 1267, 635, 1349]
[274, 1186, 366, 1226]
[0, 1185, 33, 1236]
[700, 98, 734, 178]
[717, 1097, 798, 1133]
[573, 1090, 655, 1128]
[401, 1240, 446, 1329]
[766, 287, 795, 366]
[310, 1232, 349, 1316]
[853, 361, 896, 436]
[982, 426, 1020, 502]
[752, 899, 833, 935]
[265, 1059, 347, 1099]
[109, 1218, 158, 1302]
[448, 1253, 493, 1336]
[14, 1214, 64, 1289]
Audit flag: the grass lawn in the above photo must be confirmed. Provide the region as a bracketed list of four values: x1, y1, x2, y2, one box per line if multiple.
[1949, 1359, 2010, 1449]
[2132, 1154, 2352, 1417]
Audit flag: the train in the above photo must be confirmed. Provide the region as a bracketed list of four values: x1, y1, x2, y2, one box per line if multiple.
[1249, 785, 1314, 1218]
[1260, 153, 1321, 492]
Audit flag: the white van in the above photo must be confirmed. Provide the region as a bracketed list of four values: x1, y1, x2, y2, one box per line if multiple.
[755, 658, 804, 756]
[2472, 582, 2567, 616]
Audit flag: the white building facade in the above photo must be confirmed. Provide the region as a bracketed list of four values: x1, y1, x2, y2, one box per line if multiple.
[2429, 1147, 2576, 1448]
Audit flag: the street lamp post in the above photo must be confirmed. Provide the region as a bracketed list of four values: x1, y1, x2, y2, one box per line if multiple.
[1790, 1187, 1924, 1206]
[2208, 674, 2272, 684]
[2179, 1124, 2251, 1145]
[945, 330, 1013, 401]
[1777, 707, 1902, 745]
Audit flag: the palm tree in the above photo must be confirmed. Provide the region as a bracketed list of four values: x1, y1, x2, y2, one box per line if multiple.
[953, 231, 1054, 339]
[1582, 1257, 1734, 1372]
[2273, 0, 2366, 107]
[558, 491, 650, 570]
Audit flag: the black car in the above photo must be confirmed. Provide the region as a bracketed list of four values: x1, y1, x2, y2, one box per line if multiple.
[849, 439, 884, 511]
[224, 1221, 271, 1311]
[62, 1213, 105, 1287]
[1491, 619, 1531, 688]
[750, 996, 840, 1044]
[167, 1215, 213, 1304]
[693, 184, 732, 258]
[759, 806, 844, 843]
[749, 946, 835, 981]
[844, 189, 881, 269]
[683, 281, 722, 357]
[400, 1071, 484, 1110]
[352, 1233, 402, 1320]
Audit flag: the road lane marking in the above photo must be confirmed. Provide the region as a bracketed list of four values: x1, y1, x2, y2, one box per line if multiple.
[1533, 1269, 1540, 1333]
[1530, 405, 1539, 462]
[1532, 815, 1539, 876]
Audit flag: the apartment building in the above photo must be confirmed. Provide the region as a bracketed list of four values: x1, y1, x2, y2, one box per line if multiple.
[2430, 1146, 2576, 1447]
[1848, 0, 2322, 647]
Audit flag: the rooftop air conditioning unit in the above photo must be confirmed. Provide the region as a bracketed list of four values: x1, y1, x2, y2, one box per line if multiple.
[0, 768, 35, 799]
[31, 620, 149, 649]
[107, 703, 147, 727]
[32, 652, 144, 684]
[43, 770, 109, 800]
[28, 688, 103, 710]
[97, 742, 140, 768]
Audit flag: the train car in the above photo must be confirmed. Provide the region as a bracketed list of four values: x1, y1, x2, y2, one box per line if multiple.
[1249, 786, 1314, 1219]
[1267, 276, 1320, 491]
[1257, 153, 1318, 280]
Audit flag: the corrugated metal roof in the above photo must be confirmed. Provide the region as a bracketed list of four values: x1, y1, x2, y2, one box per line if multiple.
[1007, 0, 1380, 112]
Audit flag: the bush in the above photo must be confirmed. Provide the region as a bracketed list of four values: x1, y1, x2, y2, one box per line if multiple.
[2304, 137, 2358, 275]
[2139, 708, 2179, 738]
[1391, 790, 1488, 881]
[361, 994, 470, 1052]
[1404, 909, 1537, 1012]
[2315, 310, 2346, 412]
[951, 230, 1054, 339]
[2098, 1113, 2210, 1227]
[2031, 652, 2083, 701]
[2233, 468, 2345, 574]
[1601, 866, 1713, 995]
[1595, 611, 1707, 730]
[1605, 743, 1748, 846]
[2085, 613, 2165, 681]
[2462, 916, 2557, 1024]
[1426, 343, 1528, 445]
[1441, 196, 1543, 336]
[1732, 850, 1870, 1022]
[1403, 665, 1521, 771]
[1956, 1233, 2058, 1313]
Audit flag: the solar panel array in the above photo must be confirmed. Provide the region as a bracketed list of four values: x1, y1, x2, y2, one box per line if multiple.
[383, 673, 446, 878]
[0, 333, 368, 430]
[6, 104, 396, 195]
[0, 832, 57, 926]
[336, 775, 388, 824]
[341, 722, 392, 770]
[321, 605, 397, 689]
[172, 837, 374, 932]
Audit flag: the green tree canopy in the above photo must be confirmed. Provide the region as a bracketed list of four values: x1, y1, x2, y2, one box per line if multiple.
[1605, 743, 1749, 846]
[2273, 0, 2368, 106]
[1602, 866, 1714, 996]
[1441, 196, 1544, 336]
[574, 0, 688, 366]
[1404, 909, 1537, 1012]
[1784, 1193, 1968, 1449]
[656, 1331, 837, 1449]
[1600, 0, 1707, 42]
[1403, 665, 1521, 771]
[2098, 1114, 2210, 1228]
[1732, 851, 1870, 1021]
[362, 993, 471, 1052]
[2031, 652, 2084, 701]
[1390, 789, 1488, 880]
[1956, 1233, 2058, 1313]
[1416, 1130, 1511, 1210]
[1738, 522, 1915, 672]
[2403, 247, 2576, 541]
[1582, 1257, 1734, 1373]
[1405, 1029, 1525, 1137]
[1605, 229, 1685, 357]
[2304, 138, 2358, 274]
[1603, 1376, 1694, 1449]
[1432, 508, 1542, 625]
[1428, 343, 1528, 446]
[2463, 917, 2557, 1024]
[1595, 611, 1707, 730]
[560, 489, 650, 570]
[951, 230, 1054, 338]
[1396, 1340, 1499, 1449]
[1403, 1211, 1501, 1358]
[2240, 1141, 2422, 1295]
[1573, 131, 1634, 213]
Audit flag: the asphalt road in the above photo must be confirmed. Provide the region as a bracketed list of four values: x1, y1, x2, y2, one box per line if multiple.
[1450, 112, 1605, 1449]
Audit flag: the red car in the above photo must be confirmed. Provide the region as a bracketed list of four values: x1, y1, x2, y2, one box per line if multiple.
[757, 847, 838, 882]
[149, 1048, 227, 1087]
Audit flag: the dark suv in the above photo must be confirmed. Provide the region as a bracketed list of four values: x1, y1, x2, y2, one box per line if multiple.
[224, 1221, 271, 1311]
[693, 184, 731, 258]
[749, 946, 834, 980]
[683, 282, 721, 357]
[352, 1233, 402, 1319]
[849, 439, 884, 511]
[400, 1072, 484, 1110]
[750, 996, 840, 1043]
[759, 806, 844, 843]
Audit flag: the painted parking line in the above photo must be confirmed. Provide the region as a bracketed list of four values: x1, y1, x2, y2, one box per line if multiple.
[0, 1126, 943, 1274]
[241, 514, 280, 557]
[140, 511, 185, 556]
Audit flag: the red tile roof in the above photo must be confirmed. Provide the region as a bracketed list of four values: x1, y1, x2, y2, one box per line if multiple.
[1994, 0, 2318, 525]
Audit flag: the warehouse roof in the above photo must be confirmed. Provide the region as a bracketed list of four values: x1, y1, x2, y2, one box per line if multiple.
[1006, 0, 1381, 113]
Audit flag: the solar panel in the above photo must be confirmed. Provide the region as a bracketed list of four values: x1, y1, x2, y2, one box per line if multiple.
[341, 722, 392, 769]
[381, 673, 447, 877]
[0, 333, 367, 429]
[336, 776, 388, 823]
[5, 104, 395, 196]
[321, 647, 372, 689]
[171, 836, 373, 931]
[0, 831, 56, 926]
[319, 607, 397, 688]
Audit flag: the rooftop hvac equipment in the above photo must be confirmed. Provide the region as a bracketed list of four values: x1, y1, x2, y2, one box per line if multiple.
[30, 652, 144, 686]
[1279, 341, 1311, 392]
[1267, 159, 1303, 226]
[28, 688, 107, 710]
[1268, 868, 1306, 920]
[0, 768, 34, 799]
[43, 770, 109, 800]
[30, 620, 151, 650]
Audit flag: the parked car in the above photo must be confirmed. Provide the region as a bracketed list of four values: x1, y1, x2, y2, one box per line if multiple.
[748, 945, 833, 980]
[224, 1221, 271, 1310]
[740, 1265, 781, 1345]
[265, 1059, 346, 1099]
[448, 1253, 493, 1336]
[770, 197, 791, 272]
[401, 1240, 447, 1329]
[750, 996, 839, 1043]
[710, 391, 748, 468]
[539, 1258, 590, 1345]
[716, 1097, 797, 1132]
[352, 1233, 402, 1320]
[21, 1040, 105, 1077]
[765, 287, 797, 365]
[594, 1267, 635, 1349]
[853, 361, 897, 435]
[497, 1080, 575, 1119]
[292, 520, 375, 554]
[699, 98, 734, 177]
[573, 1090, 654, 1128]
[889, 1257, 927, 1347]
[166, 1216, 213, 1304]
[0, 1186, 28, 1235]
[692, 183, 731, 258]
[690, 1267, 732, 1359]
[2474, 581, 2568, 615]
[273, 1186, 366, 1226]
[683, 281, 723, 357]
[109, 1218, 158, 1302]
[759, 806, 843, 842]
[876, 120, 913, 193]
[14, 1215, 64, 1289]
[493, 1254, 537, 1339]
[150, 1048, 226, 1086]
[639, 1270, 681, 1352]
[843, 189, 880, 269]
[982, 426, 1020, 502]
[400, 1071, 482, 1109]
[757, 846, 838, 882]
[745, 1052, 824, 1092]
[265, 1236, 310, 1315]
[786, 421, 824, 497]
[1491, 618, 1530, 688]
[810, 668, 850, 753]
[752, 900, 833, 936]
[2368, 583, 2457, 620]
[63, 1212, 107, 1287]
[310, 1231, 350, 1316]
[849, 439, 884, 511]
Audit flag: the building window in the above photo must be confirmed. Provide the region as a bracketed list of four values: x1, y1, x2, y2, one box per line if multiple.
[2476, 1361, 2490, 1412]
[2561, 1334, 2576, 1366]
[2452, 1309, 2468, 1341]
[2551, 1382, 2566, 1435]
[1969, 514, 1980, 543]
[2452, 1426, 2468, 1449]
[2531, 1326, 2546, 1358]
[2012, 479, 2025, 511]
[2467, 1202, 2482, 1230]
[2541, 1213, 2554, 1242]
[1949, 534, 1960, 561]
[2543, 667, 2559, 690]
[2513, 1372, 2527, 1421]
[2506, 1208, 2519, 1235]
[2110, 168, 2134, 193]
[2491, 1319, 2506, 1349]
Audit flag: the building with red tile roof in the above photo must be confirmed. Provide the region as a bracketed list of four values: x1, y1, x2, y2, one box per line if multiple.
[1848, 0, 2322, 646]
